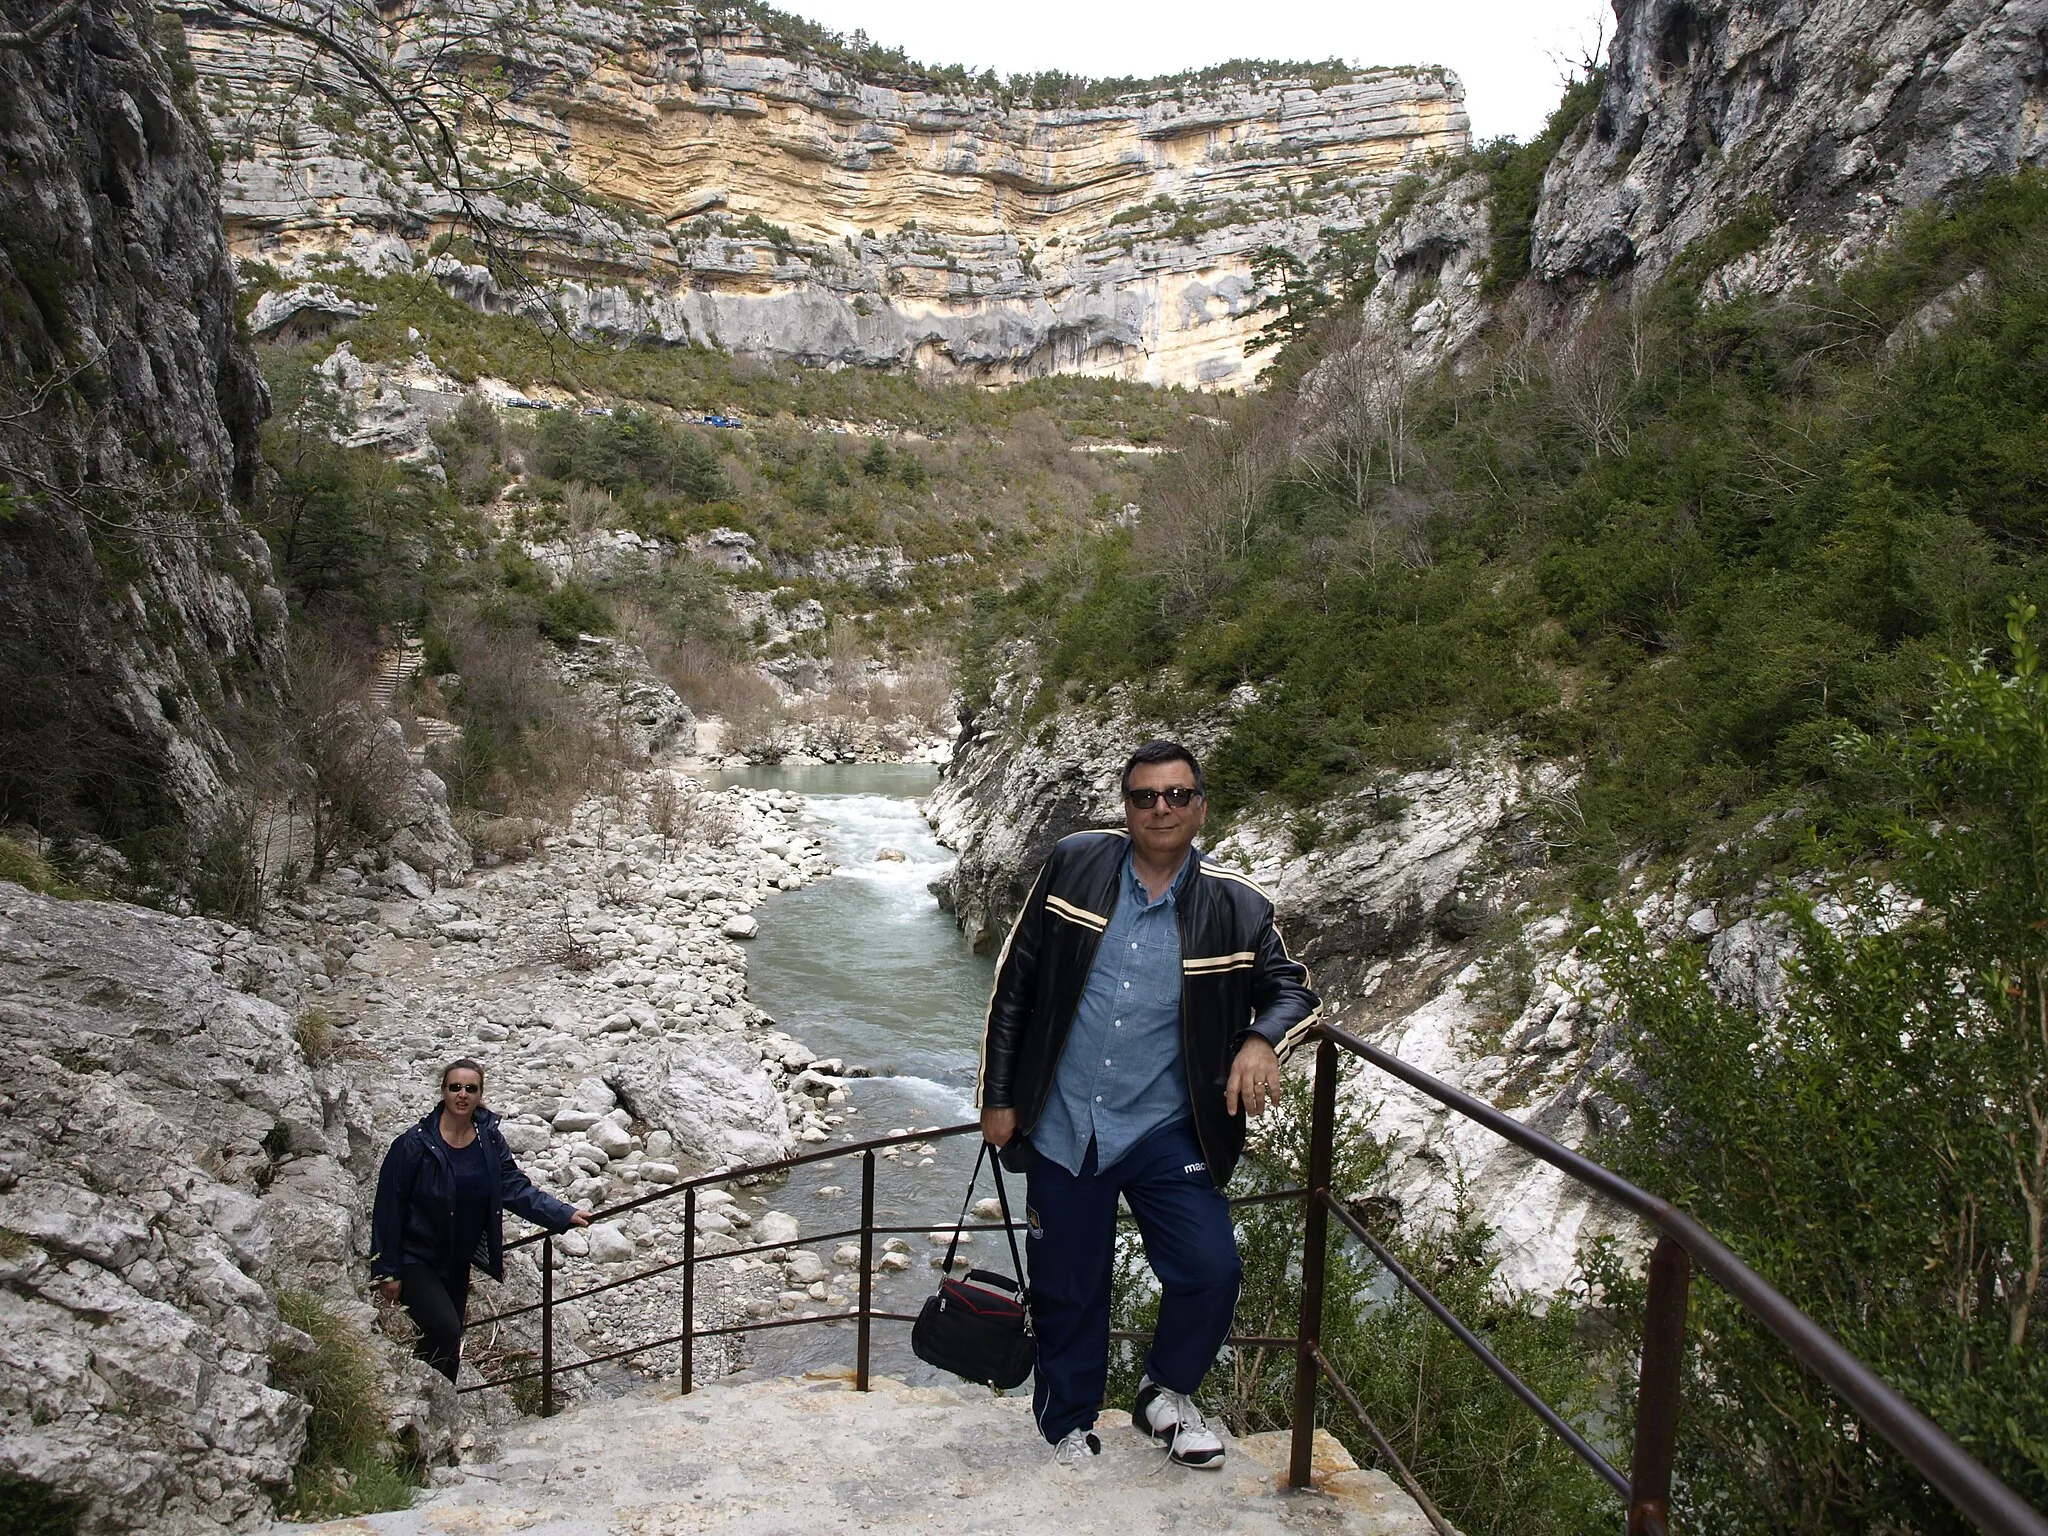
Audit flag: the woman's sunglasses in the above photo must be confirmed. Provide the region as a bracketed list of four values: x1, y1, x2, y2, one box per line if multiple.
[1124, 786, 1202, 809]
[444, 1082, 481, 1094]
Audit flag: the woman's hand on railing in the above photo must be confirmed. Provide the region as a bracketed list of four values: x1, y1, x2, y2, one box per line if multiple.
[567, 1209, 592, 1229]
[979, 1106, 1018, 1147]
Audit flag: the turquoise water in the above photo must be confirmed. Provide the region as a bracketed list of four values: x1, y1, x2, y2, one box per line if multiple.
[706, 763, 1004, 1380]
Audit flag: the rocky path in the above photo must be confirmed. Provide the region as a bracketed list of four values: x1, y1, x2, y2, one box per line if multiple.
[273, 1372, 1443, 1535]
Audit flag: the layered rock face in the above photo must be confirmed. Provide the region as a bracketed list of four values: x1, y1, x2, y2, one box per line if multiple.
[0, 0, 282, 841]
[1537, 0, 2048, 291]
[172, 2, 1467, 387]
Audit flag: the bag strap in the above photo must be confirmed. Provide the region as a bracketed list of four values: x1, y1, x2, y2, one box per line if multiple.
[942, 1142, 1028, 1283]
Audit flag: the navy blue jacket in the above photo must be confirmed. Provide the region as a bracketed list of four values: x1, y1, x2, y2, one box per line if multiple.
[370, 1106, 578, 1281]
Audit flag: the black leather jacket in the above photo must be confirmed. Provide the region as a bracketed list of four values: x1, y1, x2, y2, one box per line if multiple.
[978, 829, 1319, 1189]
[370, 1106, 578, 1281]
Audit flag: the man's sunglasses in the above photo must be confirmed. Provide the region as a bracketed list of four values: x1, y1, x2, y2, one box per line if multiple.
[444, 1082, 481, 1094]
[1124, 786, 1202, 809]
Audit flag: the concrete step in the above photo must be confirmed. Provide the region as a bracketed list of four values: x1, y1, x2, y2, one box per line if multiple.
[369, 637, 424, 713]
[273, 1370, 1443, 1534]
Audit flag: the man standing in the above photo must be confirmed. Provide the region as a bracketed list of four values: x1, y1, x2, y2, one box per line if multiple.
[978, 740, 1318, 1468]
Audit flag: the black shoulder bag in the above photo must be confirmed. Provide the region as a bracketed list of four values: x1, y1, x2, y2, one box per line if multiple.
[910, 1141, 1035, 1389]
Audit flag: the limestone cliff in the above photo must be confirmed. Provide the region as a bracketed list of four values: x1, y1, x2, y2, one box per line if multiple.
[1536, 0, 2048, 294]
[0, 0, 282, 845]
[170, 2, 1467, 388]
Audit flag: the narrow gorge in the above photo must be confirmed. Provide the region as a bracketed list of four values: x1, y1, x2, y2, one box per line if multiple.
[5, 0, 2048, 1530]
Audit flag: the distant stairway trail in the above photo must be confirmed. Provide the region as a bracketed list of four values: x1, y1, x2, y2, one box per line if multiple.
[276, 1371, 1443, 1534]
[369, 634, 424, 715]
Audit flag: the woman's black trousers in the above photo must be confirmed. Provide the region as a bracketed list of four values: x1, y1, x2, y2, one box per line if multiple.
[399, 1264, 472, 1382]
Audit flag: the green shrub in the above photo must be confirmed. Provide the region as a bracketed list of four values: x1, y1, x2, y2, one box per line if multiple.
[270, 1289, 419, 1520]
[535, 582, 614, 647]
[1590, 603, 2048, 1527]
[0, 834, 80, 897]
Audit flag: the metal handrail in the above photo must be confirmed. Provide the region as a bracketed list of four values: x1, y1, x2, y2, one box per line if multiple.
[462, 1118, 1304, 1410]
[451, 1023, 2047, 1535]
[1293, 1024, 2048, 1536]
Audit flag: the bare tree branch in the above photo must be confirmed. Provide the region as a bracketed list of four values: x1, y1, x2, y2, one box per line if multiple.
[0, 0, 83, 50]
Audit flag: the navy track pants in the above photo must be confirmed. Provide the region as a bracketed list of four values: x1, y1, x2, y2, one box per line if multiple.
[1024, 1120, 1241, 1444]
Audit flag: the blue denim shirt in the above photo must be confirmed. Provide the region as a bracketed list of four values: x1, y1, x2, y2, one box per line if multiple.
[1032, 847, 1194, 1175]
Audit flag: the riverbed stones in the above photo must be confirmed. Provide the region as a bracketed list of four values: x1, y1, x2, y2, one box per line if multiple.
[721, 914, 759, 939]
[756, 1211, 800, 1246]
[585, 1224, 636, 1265]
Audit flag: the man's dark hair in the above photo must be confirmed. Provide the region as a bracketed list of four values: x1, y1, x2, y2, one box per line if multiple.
[441, 1058, 485, 1090]
[1121, 739, 1205, 796]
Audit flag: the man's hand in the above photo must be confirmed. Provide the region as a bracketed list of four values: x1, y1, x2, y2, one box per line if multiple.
[568, 1210, 592, 1229]
[980, 1106, 1018, 1147]
[1226, 1036, 1283, 1119]
[376, 1278, 401, 1303]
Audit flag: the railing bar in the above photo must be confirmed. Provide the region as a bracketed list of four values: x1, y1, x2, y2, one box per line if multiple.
[1324, 1193, 1630, 1499]
[459, 1326, 698, 1389]
[1228, 1186, 1310, 1208]
[479, 1217, 1047, 1329]
[1312, 1345, 1460, 1536]
[680, 1184, 696, 1395]
[503, 1121, 989, 1250]
[1318, 1023, 2048, 1536]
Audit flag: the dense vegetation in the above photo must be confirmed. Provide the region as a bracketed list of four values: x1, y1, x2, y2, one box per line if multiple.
[975, 172, 2048, 896]
[1591, 609, 2048, 1526]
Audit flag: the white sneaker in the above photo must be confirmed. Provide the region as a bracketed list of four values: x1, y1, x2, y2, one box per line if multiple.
[1132, 1375, 1225, 1468]
[1052, 1427, 1102, 1467]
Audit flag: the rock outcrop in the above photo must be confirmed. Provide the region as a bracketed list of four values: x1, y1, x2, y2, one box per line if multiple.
[172, 3, 1467, 388]
[0, 0, 284, 845]
[1540, 0, 2048, 293]
[0, 885, 359, 1532]
[276, 1372, 1442, 1536]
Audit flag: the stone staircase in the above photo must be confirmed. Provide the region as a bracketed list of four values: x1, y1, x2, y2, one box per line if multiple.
[369, 634, 423, 714]
[368, 632, 462, 750]
[274, 1372, 1444, 1535]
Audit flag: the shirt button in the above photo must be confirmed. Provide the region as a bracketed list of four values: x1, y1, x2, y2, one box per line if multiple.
[1104, 1058, 1112, 1066]
[1114, 1019, 1122, 1027]
[1131, 941, 1138, 949]
[1122, 981, 1130, 989]
[1095, 1095, 1103, 1103]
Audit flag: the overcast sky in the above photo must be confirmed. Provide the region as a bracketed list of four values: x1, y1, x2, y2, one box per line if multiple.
[774, 0, 1615, 143]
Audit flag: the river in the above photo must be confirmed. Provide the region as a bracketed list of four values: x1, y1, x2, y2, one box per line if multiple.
[705, 763, 999, 1380]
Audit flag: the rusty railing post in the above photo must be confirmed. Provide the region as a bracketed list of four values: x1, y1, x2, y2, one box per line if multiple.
[680, 1183, 697, 1394]
[857, 1149, 876, 1391]
[1290, 1034, 1339, 1490]
[1627, 1235, 1692, 1536]
[540, 1234, 555, 1417]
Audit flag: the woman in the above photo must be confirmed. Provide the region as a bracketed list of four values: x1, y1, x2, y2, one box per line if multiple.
[370, 1058, 591, 1381]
